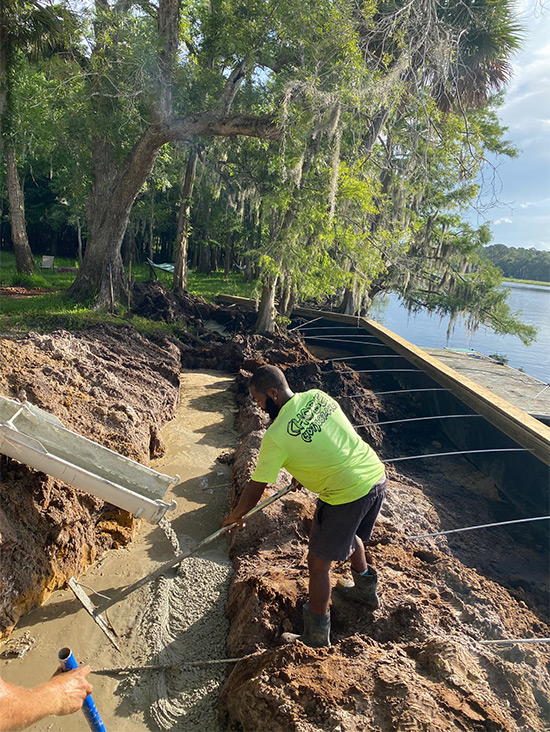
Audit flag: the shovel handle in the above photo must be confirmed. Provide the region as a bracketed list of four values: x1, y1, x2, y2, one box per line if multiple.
[234, 482, 294, 523]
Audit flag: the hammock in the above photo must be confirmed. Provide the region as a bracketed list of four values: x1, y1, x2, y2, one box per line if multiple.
[147, 257, 174, 274]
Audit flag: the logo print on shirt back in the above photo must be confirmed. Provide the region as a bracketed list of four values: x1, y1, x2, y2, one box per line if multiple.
[287, 393, 337, 443]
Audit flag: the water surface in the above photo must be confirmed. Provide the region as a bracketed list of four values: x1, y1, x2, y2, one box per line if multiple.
[368, 282, 550, 383]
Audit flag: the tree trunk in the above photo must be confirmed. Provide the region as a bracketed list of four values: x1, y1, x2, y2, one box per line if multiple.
[245, 256, 253, 283]
[5, 143, 34, 275]
[173, 149, 198, 292]
[279, 275, 297, 319]
[338, 284, 359, 315]
[211, 242, 219, 272]
[76, 216, 83, 265]
[198, 243, 211, 274]
[224, 238, 232, 275]
[148, 187, 155, 261]
[68, 133, 163, 305]
[254, 277, 279, 333]
[191, 243, 198, 269]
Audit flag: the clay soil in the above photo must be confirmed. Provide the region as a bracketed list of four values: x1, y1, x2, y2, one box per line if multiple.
[0, 282, 549, 732]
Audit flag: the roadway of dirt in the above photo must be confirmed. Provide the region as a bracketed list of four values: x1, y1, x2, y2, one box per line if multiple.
[0, 283, 548, 731]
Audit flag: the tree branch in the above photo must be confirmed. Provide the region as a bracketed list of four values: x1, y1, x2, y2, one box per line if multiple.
[165, 113, 281, 141]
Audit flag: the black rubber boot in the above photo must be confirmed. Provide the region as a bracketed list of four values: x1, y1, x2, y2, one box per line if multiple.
[336, 566, 379, 610]
[280, 604, 331, 647]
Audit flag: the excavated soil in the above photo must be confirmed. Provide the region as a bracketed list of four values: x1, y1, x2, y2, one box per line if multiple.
[218, 361, 549, 732]
[0, 284, 549, 732]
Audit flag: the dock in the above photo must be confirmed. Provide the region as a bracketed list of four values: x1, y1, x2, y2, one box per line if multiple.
[424, 349, 550, 418]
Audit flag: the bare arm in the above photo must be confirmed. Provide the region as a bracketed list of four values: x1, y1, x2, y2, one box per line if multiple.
[0, 667, 92, 732]
[222, 479, 267, 527]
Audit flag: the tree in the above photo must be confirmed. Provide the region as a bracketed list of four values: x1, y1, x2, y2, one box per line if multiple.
[238, 0, 525, 333]
[482, 245, 550, 282]
[333, 0, 523, 312]
[0, 0, 70, 274]
[66, 1, 281, 306]
[345, 99, 534, 344]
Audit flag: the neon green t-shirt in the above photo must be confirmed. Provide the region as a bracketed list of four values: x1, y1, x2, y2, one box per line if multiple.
[252, 389, 385, 505]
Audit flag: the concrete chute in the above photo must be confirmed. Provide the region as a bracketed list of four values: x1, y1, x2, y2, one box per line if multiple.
[0, 395, 178, 524]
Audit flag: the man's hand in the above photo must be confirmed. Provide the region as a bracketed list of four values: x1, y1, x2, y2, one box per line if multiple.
[221, 512, 246, 530]
[44, 666, 92, 716]
[0, 666, 93, 732]
[221, 479, 267, 531]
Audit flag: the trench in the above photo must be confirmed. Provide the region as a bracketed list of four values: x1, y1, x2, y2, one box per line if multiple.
[1, 301, 549, 732]
[0, 370, 236, 732]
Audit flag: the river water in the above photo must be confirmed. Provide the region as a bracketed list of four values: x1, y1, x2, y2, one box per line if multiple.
[367, 282, 550, 384]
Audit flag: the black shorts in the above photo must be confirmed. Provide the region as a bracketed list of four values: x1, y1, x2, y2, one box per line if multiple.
[308, 476, 387, 561]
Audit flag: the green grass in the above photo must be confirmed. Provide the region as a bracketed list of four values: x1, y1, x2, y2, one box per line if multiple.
[146, 267, 257, 300]
[0, 251, 81, 290]
[0, 250, 257, 335]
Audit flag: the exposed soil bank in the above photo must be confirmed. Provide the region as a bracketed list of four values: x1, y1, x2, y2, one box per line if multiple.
[0, 324, 181, 639]
[1, 369, 236, 731]
[219, 357, 550, 732]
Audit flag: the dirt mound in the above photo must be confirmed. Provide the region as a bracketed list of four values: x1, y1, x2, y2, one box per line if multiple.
[131, 280, 257, 333]
[131, 281, 214, 324]
[0, 324, 182, 639]
[220, 357, 550, 732]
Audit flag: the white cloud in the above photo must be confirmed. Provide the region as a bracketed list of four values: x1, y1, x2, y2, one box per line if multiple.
[494, 218, 513, 225]
[519, 201, 536, 208]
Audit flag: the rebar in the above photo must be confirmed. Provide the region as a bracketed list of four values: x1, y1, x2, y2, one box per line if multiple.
[336, 369, 421, 374]
[534, 384, 549, 399]
[303, 334, 381, 340]
[92, 649, 265, 676]
[305, 336, 387, 346]
[91, 636, 550, 673]
[355, 414, 481, 428]
[294, 326, 367, 332]
[331, 351, 404, 359]
[479, 638, 550, 645]
[383, 448, 527, 463]
[339, 354, 404, 358]
[347, 388, 447, 397]
[288, 316, 323, 332]
[408, 515, 549, 539]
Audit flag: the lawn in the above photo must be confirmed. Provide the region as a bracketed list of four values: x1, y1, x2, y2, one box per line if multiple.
[0, 251, 257, 335]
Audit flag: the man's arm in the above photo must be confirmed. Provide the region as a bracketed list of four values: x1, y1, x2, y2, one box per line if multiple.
[0, 667, 92, 732]
[222, 479, 267, 527]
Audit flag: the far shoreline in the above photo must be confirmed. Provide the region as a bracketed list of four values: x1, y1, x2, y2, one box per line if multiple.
[503, 277, 550, 287]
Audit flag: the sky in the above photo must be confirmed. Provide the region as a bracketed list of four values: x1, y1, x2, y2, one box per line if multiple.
[472, 0, 550, 251]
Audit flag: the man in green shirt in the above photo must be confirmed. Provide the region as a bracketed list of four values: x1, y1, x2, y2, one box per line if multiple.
[223, 365, 387, 647]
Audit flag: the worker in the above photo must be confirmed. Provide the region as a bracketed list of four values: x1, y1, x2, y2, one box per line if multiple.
[0, 666, 92, 731]
[222, 364, 387, 647]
